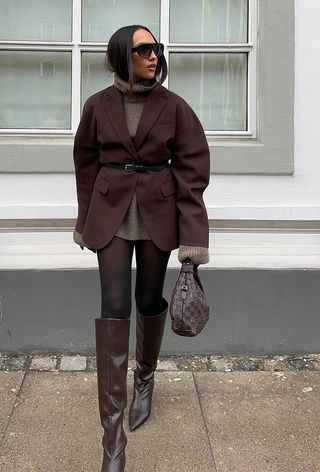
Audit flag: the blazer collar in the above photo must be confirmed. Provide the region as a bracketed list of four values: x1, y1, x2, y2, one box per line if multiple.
[103, 84, 167, 161]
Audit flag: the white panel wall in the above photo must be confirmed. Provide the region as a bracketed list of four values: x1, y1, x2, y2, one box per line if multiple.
[0, 0, 319, 269]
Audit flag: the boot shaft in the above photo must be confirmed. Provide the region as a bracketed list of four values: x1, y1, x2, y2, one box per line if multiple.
[95, 317, 130, 471]
[135, 298, 168, 375]
[95, 318, 130, 410]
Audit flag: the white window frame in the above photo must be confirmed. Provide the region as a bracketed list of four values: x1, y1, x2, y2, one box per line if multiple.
[161, 0, 257, 139]
[0, 0, 257, 138]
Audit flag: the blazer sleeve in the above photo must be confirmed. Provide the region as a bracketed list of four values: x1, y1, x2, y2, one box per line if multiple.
[170, 99, 210, 248]
[73, 98, 101, 234]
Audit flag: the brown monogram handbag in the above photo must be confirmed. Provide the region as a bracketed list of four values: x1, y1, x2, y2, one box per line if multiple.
[169, 259, 210, 337]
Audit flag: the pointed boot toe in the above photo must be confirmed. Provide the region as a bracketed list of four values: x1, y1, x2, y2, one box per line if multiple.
[129, 298, 168, 431]
[129, 376, 154, 430]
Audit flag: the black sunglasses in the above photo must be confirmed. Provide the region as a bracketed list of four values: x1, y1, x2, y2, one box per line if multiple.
[131, 42, 164, 59]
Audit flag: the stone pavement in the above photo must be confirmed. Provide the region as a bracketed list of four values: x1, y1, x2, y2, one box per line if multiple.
[1, 353, 320, 471]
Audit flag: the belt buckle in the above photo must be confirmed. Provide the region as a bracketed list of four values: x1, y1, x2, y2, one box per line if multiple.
[125, 163, 135, 172]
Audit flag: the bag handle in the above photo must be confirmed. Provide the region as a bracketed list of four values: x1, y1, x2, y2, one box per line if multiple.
[181, 259, 205, 293]
[180, 259, 194, 273]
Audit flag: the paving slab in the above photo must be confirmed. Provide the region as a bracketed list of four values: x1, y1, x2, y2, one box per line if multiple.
[156, 359, 178, 371]
[0, 370, 214, 471]
[194, 371, 320, 472]
[29, 356, 57, 371]
[1, 356, 29, 371]
[0, 371, 102, 472]
[126, 371, 214, 472]
[0, 371, 25, 440]
[59, 355, 87, 371]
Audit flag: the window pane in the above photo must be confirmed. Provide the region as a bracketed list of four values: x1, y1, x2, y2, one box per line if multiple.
[82, 0, 160, 42]
[169, 53, 247, 131]
[0, 51, 71, 129]
[0, 0, 72, 41]
[81, 52, 114, 107]
[170, 0, 248, 43]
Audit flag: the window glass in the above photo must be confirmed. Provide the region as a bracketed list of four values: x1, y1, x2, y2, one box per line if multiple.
[81, 52, 113, 107]
[82, 0, 160, 42]
[0, 0, 72, 41]
[0, 51, 72, 129]
[169, 53, 247, 131]
[170, 0, 248, 43]
[0, 1, 251, 134]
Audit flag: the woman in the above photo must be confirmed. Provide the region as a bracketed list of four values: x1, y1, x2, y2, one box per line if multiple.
[73, 24, 210, 472]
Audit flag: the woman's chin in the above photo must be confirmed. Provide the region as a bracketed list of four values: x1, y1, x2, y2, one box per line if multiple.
[141, 70, 156, 80]
[134, 70, 156, 82]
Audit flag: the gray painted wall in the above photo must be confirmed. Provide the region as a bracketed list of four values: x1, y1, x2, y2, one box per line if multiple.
[1, 268, 319, 355]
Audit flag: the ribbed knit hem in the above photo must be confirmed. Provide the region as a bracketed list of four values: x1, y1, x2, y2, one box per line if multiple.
[178, 245, 210, 265]
[115, 225, 151, 240]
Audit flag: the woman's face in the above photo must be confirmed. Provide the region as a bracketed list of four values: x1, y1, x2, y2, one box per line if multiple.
[132, 28, 158, 81]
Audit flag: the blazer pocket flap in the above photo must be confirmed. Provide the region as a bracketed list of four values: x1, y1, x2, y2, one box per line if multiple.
[94, 177, 110, 194]
[160, 179, 176, 197]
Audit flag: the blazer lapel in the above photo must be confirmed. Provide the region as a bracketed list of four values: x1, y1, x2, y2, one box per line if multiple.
[134, 86, 167, 150]
[103, 86, 140, 161]
[103, 85, 167, 159]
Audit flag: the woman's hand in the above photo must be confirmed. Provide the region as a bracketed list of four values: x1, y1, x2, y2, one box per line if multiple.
[73, 230, 96, 253]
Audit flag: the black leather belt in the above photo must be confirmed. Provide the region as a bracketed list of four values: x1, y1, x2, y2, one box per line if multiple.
[104, 161, 169, 172]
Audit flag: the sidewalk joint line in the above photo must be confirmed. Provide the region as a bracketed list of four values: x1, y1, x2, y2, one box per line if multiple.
[192, 371, 218, 472]
[0, 364, 29, 449]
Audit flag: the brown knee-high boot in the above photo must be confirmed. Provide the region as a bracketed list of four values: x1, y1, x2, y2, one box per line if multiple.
[129, 298, 168, 431]
[95, 317, 130, 472]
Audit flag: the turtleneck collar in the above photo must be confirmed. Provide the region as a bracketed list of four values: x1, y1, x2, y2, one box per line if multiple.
[113, 73, 159, 95]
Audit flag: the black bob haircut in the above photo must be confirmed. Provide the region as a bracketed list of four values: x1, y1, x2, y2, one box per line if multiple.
[106, 25, 168, 94]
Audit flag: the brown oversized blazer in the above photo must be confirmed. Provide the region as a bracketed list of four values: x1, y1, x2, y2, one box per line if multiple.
[73, 82, 210, 252]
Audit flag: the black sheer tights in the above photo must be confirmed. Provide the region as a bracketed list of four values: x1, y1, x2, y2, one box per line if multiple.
[97, 236, 171, 319]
